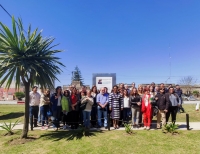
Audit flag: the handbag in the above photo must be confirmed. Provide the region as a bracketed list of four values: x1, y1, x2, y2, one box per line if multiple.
[80, 102, 87, 110]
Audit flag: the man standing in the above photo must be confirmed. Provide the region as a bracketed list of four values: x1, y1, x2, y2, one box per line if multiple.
[160, 83, 168, 93]
[96, 87, 109, 129]
[175, 84, 185, 113]
[130, 82, 136, 90]
[155, 86, 160, 95]
[124, 84, 130, 95]
[151, 82, 156, 92]
[29, 86, 41, 127]
[155, 88, 169, 129]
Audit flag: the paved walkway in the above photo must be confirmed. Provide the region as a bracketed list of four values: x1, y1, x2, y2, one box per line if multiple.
[0, 122, 199, 131]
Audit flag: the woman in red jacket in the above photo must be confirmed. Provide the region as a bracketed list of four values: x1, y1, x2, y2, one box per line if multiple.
[141, 88, 153, 130]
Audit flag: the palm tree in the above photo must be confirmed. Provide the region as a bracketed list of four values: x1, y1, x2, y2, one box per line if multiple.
[0, 17, 65, 138]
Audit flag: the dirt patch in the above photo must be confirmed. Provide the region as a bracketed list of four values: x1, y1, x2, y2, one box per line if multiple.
[163, 132, 180, 136]
[8, 136, 39, 145]
[124, 132, 137, 136]
[3, 132, 14, 136]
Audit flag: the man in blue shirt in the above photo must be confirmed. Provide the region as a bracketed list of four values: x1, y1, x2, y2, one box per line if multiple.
[96, 87, 109, 129]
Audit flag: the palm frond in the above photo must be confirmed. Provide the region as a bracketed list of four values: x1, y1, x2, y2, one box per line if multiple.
[0, 16, 65, 90]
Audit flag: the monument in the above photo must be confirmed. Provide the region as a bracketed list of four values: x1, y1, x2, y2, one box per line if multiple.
[92, 73, 116, 92]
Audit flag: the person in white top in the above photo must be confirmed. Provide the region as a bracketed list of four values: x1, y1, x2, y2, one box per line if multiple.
[29, 86, 41, 127]
[81, 90, 94, 129]
[123, 90, 130, 124]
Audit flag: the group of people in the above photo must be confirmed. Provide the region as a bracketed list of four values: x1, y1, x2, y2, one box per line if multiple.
[29, 82, 184, 131]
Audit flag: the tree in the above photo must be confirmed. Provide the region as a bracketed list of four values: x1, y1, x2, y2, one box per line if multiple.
[179, 76, 197, 96]
[72, 66, 84, 85]
[0, 17, 65, 138]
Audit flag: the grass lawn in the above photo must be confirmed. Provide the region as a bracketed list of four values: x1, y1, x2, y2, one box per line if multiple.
[0, 129, 200, 154]
[0, 105, 24, 123]
[0, 104, 199, 123]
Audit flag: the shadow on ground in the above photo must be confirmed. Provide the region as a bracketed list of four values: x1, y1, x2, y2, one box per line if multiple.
[0, 112, 24, 121]
[40, 130, 104, 141]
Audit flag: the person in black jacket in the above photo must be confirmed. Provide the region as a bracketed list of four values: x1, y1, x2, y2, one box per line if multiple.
[155, 88, 169, 129]
[129, 88, 141, 128]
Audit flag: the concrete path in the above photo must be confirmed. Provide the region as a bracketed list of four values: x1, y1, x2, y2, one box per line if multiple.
[0, 122, 199, 131]
[0, 101, 18, 104]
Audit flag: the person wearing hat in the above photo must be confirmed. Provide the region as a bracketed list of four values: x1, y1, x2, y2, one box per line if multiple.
[29, 86, 41, 127]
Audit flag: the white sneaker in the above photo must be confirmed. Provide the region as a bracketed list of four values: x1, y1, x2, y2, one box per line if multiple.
[144, 126, 147, 130]
[63, 125, 67, 130]
[147, 127, 150, 130]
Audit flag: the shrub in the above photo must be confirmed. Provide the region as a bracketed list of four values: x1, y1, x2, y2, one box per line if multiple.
[193, 90, 199, 97]
[162, 122, 179, 134]
[124, 123, 133, 134]
[15, 92, 25, 100]
[0, 119, 20, 135]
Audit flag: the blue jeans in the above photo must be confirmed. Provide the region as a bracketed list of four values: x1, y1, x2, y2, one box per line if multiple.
[52, 106, 62, 128]
[38, 106, 41, 123]
[40, 105, 49, 126]
[123, 108, 131, 123]
[97, 107, 107, 127]
[82, 111, 91, 128]
[91, 106, 97, 126]
[29, 106, 39, 127]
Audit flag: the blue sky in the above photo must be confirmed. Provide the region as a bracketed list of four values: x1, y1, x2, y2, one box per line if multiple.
[1, 0, 200, 87]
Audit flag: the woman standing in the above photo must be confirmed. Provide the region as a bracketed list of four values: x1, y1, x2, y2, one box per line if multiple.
[138, 86, 144, 96]
[123, 90, 130, 124]
[141, 88, 152, 130]
[40, 89, 50, 130]
[61, 90, 71, 130]
[50, 86, 63, 131]
[70, 88, 80, 129]
[166, 87, 181, 124]
[91, 86, 98, 127]
[81, 90, 94, 129]
[138, 85, 144, 127]
[150, 85, 158, 119]
[129, 88, 141, 128]
[109, 85, 123, 129]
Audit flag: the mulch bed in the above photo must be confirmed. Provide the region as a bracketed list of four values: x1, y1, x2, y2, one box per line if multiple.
[8, 136, 39, 145]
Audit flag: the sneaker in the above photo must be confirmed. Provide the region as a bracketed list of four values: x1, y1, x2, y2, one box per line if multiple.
[147, 127, 150, 130]
[144, 126, 147, 130]
[41, 126, 45, 130]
